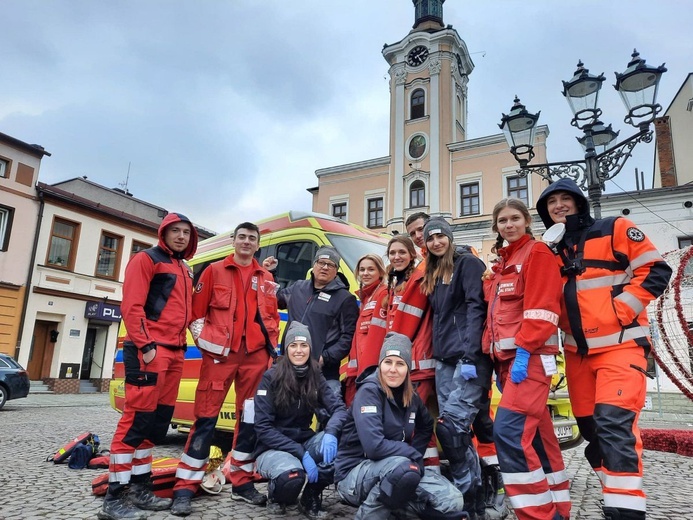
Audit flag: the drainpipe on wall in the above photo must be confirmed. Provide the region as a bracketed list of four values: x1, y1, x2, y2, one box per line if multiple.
[15, 190, 44, 360]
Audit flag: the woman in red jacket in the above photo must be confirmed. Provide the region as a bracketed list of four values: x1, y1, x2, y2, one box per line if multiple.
[483, 198, 570, 520]
[344, 253, 388, 405]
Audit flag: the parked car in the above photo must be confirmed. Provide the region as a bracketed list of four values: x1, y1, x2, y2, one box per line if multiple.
[0, 353, 31, 409]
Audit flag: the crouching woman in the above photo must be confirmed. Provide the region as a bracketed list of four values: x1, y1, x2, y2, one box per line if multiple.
[254, 322, 347, 519]
[334, 332, 466, 520]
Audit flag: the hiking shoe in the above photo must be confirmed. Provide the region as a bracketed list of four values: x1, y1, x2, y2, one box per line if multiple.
[231, 485, 267, 506]
[129, 482, 172, 511]
[267, 498, 286, 515]
[298, 486, 330, 520]
[171, 496, 193, 517]
[97, 496, 147, 520]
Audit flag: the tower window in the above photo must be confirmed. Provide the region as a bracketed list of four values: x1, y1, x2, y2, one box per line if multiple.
[410, 180, 425, 208]
[411, 89, 425, 120]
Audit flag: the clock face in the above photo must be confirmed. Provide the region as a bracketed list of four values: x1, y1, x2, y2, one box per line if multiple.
[407, 45, 429, 67]
[408, 134, 427, 159]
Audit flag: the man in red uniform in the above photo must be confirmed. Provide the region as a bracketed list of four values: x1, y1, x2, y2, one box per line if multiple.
[101, 213, 198, 520]
[171, 222, 280, 517]
[537, 178, 672, 520]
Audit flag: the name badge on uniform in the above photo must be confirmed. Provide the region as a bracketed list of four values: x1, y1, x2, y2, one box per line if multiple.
[498, 281, 515, 294]
[393, 295, 403, 307]
[363, 300, 377, 311]
[409, 412, 416, 424]
[361, 405, 378, 414]
[540, 354, 558, 376]
[318, 292, 331, 302]
[251, 276, 258, 291]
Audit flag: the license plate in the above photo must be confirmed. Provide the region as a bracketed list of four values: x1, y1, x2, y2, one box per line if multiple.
[554, 425, 573, 440]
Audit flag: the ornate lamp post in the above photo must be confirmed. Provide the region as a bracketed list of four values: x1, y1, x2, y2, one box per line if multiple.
[499, 50, 666, 219]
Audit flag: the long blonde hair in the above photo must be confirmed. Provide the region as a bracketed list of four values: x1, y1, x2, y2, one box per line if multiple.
[354, 254, 387, 287]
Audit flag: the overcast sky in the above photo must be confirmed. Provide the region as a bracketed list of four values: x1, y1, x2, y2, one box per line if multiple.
[2, 0, 690, 232]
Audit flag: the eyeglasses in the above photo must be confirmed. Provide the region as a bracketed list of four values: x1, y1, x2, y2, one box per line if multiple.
[315, 260, 337, 270]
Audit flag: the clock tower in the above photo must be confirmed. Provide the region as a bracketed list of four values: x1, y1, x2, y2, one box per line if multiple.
[382, 0, 473, 228]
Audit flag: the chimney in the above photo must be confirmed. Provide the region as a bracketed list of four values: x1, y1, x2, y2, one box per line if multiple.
[655, 116, 677, 187]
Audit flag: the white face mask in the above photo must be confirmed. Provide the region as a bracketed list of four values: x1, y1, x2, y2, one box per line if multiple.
[542, 223, 566, 246]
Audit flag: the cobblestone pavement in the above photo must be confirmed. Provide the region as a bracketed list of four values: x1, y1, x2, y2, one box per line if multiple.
[1, 393, 692, 519]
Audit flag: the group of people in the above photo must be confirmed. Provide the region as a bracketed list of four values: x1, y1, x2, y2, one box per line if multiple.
[99, 177, 672, 520]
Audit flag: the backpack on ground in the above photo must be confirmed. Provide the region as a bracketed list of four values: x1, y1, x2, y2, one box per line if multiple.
[68, 442, 97, 469]
[91, 457, 182, 498]
[47, 432, 97, 464]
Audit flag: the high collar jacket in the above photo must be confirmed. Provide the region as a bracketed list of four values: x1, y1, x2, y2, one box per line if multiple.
[482, 235, 562, 362]
[334, 369, 433, 483]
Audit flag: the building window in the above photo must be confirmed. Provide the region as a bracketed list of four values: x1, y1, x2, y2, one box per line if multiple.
[0, 158, 9, 178]
[460, 182, 480, 216]
[332, 202, 347, 220]
[507, 175, 528, 205]
[367, 197, 384, 228]
[95, 231, 123, 279]
[679, 237, 692, 249]
[0, 204, 14, 251]
[46, 217, 79, 269]
[411, 89, 425, 119]
[410, 180, 425, 208]
[131, 240, 151, 257]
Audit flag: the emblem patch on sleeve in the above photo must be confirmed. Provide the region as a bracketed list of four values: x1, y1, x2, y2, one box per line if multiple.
[360, 405, 378, 414]
[626, 227, 645, 242]
[195, 282, 204, 292]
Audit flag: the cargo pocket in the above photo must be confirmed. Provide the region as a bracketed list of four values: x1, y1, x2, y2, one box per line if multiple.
[124, 371, 158, 412]
[195, 380, 227, 418]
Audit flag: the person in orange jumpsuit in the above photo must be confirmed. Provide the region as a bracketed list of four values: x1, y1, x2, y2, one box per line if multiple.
[344, 253, 388, 405]
[483, 198, 571, 520]
[537, 178, 672, 520]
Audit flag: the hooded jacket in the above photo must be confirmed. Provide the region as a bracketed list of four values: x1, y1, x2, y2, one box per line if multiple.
[346, 280, 389, 378]
[277, 272, 359, 380]
[536, 178, 672, 355]
[253, 363, 347, 460]
[121, 213, 199, 349]
[333, 366, 433, 482]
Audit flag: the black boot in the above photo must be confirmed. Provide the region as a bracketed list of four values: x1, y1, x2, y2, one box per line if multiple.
[298, 484, 330, 520]
[171, 496, 193, 517]
[482, 464, 508, 519]
[129, 481, 172, 511]
[97, 492, 148, 520]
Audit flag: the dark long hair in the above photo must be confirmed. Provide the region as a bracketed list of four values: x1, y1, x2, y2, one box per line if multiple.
[271, 355, 321, 415]
[381, 235, 417, 309]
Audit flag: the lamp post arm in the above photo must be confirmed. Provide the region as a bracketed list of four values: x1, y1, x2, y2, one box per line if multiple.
[516, 160, 588, 188]
[595, 125, 653, 187]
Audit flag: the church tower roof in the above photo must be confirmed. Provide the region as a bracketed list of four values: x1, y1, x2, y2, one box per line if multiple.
[412, 0, 445, 31]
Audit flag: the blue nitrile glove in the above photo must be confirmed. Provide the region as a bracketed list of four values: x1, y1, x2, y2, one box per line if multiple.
[458, 363, 477, 381]
[510, 347, 530, 384]
[302, 452, 319, 483]
[320, 433, 338, 464]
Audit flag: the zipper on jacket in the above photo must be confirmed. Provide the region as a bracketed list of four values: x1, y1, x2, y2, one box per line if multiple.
[489, 285, 500, 355]
[178, 258, 189, 346]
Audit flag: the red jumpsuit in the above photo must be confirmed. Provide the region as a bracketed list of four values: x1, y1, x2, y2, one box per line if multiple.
[173, 254, 280, 497]
[344, 280, 388, 405]
[483, 234, 570, 520]
[108, 213, 198, 497]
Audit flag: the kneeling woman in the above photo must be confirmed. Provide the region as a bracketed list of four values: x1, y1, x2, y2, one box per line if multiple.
[334, 332, 466, 520]
[254, 322, 347, 519]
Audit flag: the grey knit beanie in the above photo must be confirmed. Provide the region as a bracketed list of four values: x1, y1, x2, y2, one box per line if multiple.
[423, 217, 454, 244]
[379, 332, 413, 369]
[284, 321, 312, 350]
[314, 246, 341, 268]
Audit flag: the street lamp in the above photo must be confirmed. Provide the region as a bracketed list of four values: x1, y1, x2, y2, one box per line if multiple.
[499, 50, 666, 219]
